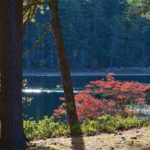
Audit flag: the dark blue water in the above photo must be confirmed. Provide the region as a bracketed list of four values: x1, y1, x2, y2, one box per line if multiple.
[23, 74, 150, 120]
[23, 93, 63, 120]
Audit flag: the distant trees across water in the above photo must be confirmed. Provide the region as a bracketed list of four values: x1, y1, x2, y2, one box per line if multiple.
[24, 0, 150, 71]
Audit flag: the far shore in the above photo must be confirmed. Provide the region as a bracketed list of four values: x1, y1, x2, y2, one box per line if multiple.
[23, 67, 150, 76]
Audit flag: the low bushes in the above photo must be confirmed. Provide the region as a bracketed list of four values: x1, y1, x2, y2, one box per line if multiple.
[24, 116, 70, 139]
[82, 115, 149, 135]
[24, 73, 150, 140]
[24, 115, 150, 139]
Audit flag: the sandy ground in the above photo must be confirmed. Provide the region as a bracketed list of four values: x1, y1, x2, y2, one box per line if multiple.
[29, 127, 150, 150]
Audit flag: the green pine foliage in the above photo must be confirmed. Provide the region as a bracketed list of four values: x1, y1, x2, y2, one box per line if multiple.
[24, 0, 150, 70]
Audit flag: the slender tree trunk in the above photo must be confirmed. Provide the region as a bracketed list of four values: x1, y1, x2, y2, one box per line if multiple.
[0, 0, 27, 149]
[49, 0, 82, 136]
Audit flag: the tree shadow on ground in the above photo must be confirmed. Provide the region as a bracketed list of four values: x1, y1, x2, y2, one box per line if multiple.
[68, 123, 85, 150]
[71, 136, 85, 150]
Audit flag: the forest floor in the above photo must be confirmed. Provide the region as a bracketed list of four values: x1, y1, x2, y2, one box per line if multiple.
[29, 127, 150, 150]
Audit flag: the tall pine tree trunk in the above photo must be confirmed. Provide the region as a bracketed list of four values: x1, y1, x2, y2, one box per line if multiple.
[49, 0, 82, 136]
[0, 0, 27, 149]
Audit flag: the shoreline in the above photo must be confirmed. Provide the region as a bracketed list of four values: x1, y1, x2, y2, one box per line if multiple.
[23, 72, 150, 77]
[23, 67, 150, 76]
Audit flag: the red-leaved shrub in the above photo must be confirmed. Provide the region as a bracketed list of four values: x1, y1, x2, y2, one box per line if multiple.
[53, 73, 150, 121]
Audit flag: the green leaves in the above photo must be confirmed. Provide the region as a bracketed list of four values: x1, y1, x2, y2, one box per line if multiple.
[24, 115, 150, 139]
[127, 0, 150, 19]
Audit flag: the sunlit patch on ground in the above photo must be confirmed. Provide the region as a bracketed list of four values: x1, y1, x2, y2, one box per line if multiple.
[29, 127, 150, 150]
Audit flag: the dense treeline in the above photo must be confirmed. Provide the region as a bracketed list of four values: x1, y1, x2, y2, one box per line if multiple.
[23, 0, 150, 71]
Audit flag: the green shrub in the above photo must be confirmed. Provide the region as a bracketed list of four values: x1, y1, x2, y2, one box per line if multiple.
[23, 120, 38, 139]
[97, 115, 119, 132]
[24, 115, 150, 140]
[118, 116, 140, 129]
[36, 116, 58, 138]
[82, 119, 99, 135]
[119, 116, 150, 129]
[51, 123, 70, 137]
[24, 116, 70, 139]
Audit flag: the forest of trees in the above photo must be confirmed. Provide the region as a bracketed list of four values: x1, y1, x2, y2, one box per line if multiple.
[24, 0, 150, 71]
[0, 0, 150, 149]
[0, 0, 81, 149]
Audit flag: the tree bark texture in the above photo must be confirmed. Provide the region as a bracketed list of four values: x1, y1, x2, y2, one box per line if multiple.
[49, 0, 82, 136]
[0, 0, 27, 149]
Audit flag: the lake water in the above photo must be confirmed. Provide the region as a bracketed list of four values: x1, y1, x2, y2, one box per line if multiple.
[23, 73, 150, 120]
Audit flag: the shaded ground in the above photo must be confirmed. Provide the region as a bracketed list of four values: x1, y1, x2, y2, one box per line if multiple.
[29, 127, 150, 150]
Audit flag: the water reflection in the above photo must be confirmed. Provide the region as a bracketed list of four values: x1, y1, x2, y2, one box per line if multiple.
[23, 88, 80, 94]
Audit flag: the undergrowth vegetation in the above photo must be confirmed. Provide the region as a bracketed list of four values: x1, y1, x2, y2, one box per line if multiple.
[24, 115, 150, 140]
[24, 73, 150, 140]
